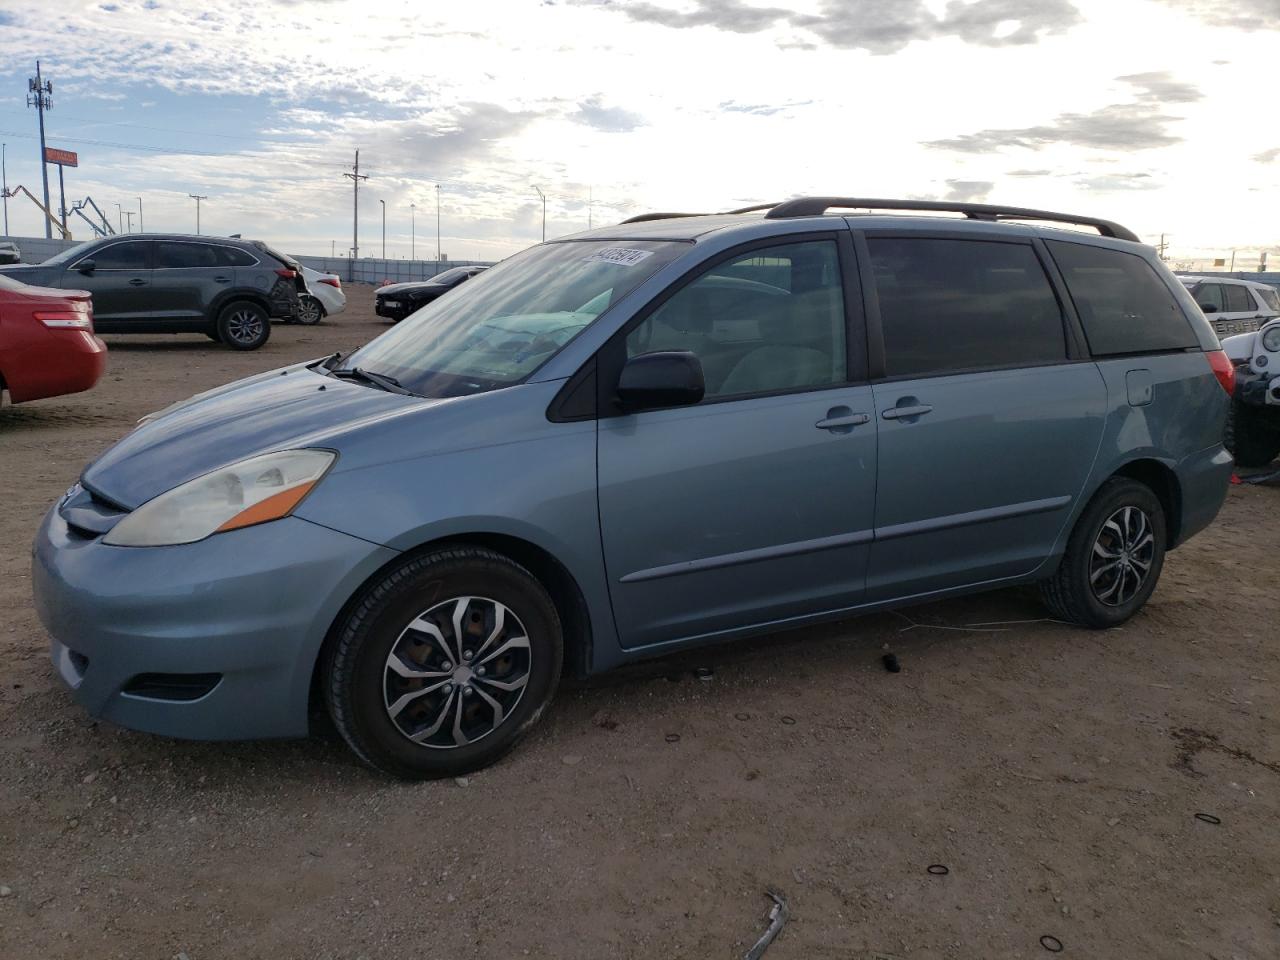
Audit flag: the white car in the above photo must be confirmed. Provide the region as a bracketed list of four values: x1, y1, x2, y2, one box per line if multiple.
[1178, 275, 1280, 340]
[297, 265, 346, 324]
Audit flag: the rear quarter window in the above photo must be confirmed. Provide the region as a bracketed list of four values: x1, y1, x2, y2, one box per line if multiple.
[1046, 241, 1198, 356]
[1224, 284, 1254, 313]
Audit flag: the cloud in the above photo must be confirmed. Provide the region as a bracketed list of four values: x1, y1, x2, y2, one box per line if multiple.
[1115, 71, 1203, 104]
[925, 73, 1200, 153]
[571, 96, 646, 132]
[579, 0, 1081, 54]
[718, 99, 813, 115]
[1074, 172, 1158, 191]
[943, 179, 994, 202]
[1255, 147, 1280, 163]
[1155, 0, 1280, 29]
[1006, 168, 1053, 177]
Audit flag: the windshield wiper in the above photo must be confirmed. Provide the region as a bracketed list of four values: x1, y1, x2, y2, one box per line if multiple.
[329, 366, 416, 396]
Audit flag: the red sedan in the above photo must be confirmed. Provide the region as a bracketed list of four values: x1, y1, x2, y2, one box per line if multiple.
[0, 274, 106, 404]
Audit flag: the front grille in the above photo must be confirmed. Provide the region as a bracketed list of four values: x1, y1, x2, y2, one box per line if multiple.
[122, 673, 222, 702]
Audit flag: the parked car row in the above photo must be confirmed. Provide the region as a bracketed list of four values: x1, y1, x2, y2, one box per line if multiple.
[0, 235, 353, 405]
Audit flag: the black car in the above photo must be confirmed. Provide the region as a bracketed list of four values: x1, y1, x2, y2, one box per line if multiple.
[0, 234, 306, 350]
[374, 265, 488, 322]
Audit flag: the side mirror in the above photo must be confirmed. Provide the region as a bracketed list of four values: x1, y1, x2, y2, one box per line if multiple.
[1199, 302, 1218, 314]
[75, 259, 96, 274]
[617, 351, 705, 411]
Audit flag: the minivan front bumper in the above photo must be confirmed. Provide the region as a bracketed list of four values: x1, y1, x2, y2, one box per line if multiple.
[31, 506, 397, 740]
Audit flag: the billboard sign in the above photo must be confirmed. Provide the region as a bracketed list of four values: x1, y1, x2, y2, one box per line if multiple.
[44, 147, 78, 167]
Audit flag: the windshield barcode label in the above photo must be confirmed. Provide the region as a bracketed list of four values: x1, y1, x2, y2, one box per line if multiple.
[583, 247, 654, 266]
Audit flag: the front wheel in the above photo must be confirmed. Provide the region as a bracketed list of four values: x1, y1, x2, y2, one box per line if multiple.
[215, 301, 271, 351]
[1039, 478, 1166, 628]
[324, 546, 563, 779]
[296, 296, 325, 325]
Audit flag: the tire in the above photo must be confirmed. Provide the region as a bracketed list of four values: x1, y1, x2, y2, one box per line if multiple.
[215, 301, 271, 351]
[296, 296, 325, 326]
[1039, 478, 1166, 629]
[1225, 398, 1280, 468]
[324, 545, 563, 780]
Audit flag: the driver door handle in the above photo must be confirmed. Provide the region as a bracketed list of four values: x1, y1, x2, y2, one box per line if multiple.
[815, 412, 870, 430]
[127, 277, 147, 286]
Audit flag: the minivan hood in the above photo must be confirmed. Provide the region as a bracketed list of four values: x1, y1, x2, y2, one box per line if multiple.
[82, 364, 437, 509]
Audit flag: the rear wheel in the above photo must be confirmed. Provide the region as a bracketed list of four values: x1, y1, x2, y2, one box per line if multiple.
[1225, 398, 1280, 468]
[324, 546, 563, 780]
[297, 296, 324, 325]
[1040, 478, 1166, 628]
[215, 301, 271, 351]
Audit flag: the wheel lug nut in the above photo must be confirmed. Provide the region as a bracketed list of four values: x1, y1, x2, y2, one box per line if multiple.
[463, 686, 473, 696]
[463, 650, 473, 660]
[476, 666, 487, 677]
[441, 661, 452, 671]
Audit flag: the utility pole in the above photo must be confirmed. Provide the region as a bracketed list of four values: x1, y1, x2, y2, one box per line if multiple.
[26, 61, 53, 239]
[588, 186, 593, 229]
[114, 202, 122, 234]
[410, 203, 416, 260]
[436, 184, 441, 263]
[1157, 234, 1168, 261]
[379, 198, 385, 259]
[331, 240, 335, 257]
[2, 143, 8, 235]
[533, 184, 546, 241]
[137, 196, 143, 233]
[189, 194, 206, 234]
[124, 210, 134, 233]
[343, 149, 367, 262]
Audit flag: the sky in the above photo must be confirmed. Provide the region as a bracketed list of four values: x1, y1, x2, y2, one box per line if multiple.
[0, 0, 1277, 263]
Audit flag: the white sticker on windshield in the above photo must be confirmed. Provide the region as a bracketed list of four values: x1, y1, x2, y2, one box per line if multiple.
[583, 247, 655, 267]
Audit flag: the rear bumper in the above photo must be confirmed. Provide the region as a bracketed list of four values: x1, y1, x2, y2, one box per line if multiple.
[4, 331, 107, 403]
[1175, 443, 1233, 547]
[32, 506, 398, 740]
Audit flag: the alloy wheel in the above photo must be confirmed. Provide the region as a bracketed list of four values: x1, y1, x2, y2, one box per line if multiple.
[226, 308, 265, 345]
[382, 596, 531, 749]
[1089, 505, 1155, 606]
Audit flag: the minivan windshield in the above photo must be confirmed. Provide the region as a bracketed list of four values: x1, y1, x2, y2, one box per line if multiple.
[341, 239, 688, 397]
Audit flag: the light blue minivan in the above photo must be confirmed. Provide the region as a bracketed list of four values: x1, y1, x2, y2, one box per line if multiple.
[32, 198, 1235, 778]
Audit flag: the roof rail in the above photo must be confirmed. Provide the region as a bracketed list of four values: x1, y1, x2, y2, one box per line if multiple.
[619, 212, 711, 224]
[620, 203, 780, 224]
[763, 197, 1140, 243]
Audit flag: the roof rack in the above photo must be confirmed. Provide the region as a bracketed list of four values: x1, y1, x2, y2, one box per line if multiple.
[620, 202, 780, 225]
[762, 197, 1140, 242]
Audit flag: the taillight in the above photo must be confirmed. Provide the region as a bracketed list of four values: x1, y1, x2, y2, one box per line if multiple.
[319, 277, 341, 288]
[275, 268, 297, 279]
[1207, 350, 1235, 396]
[35, 308, 93, 330]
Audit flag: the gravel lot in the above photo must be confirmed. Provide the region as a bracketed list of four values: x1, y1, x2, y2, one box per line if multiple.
[1, 286, 1278, 959]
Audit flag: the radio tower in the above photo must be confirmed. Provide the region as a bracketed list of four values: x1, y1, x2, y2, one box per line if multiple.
[27, 61, 53, 239]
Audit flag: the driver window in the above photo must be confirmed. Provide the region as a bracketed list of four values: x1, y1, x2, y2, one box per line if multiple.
[625, 240, 846, 399]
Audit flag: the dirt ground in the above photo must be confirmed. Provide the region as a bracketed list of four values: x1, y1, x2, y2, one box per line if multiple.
[1, 286, 1278, 960]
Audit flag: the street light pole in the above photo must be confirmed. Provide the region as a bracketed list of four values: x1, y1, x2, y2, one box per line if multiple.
[379, 198, 386, 259]
[436, 184, 441, 264]
[2, 142, 8, 236]
[410, 203, 416, 260]
[137, 196, 143, 232]
[532, 184, 545, 241]
[113, 202, 122, 234]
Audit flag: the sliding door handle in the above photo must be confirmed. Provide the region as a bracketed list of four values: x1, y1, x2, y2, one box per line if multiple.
[881, 404, 933, 420]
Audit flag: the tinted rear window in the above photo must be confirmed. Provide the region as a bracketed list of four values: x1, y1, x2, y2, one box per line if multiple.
[1047, 241, 1197, 356]
[89, 241, 150, 270]
[1225, 284, 1254, 312]
[155, 241, 220, 268]
[869, 237, 1066, 377]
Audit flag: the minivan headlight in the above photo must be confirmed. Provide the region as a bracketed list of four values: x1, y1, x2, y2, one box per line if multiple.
[103, 449, 335, 547]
